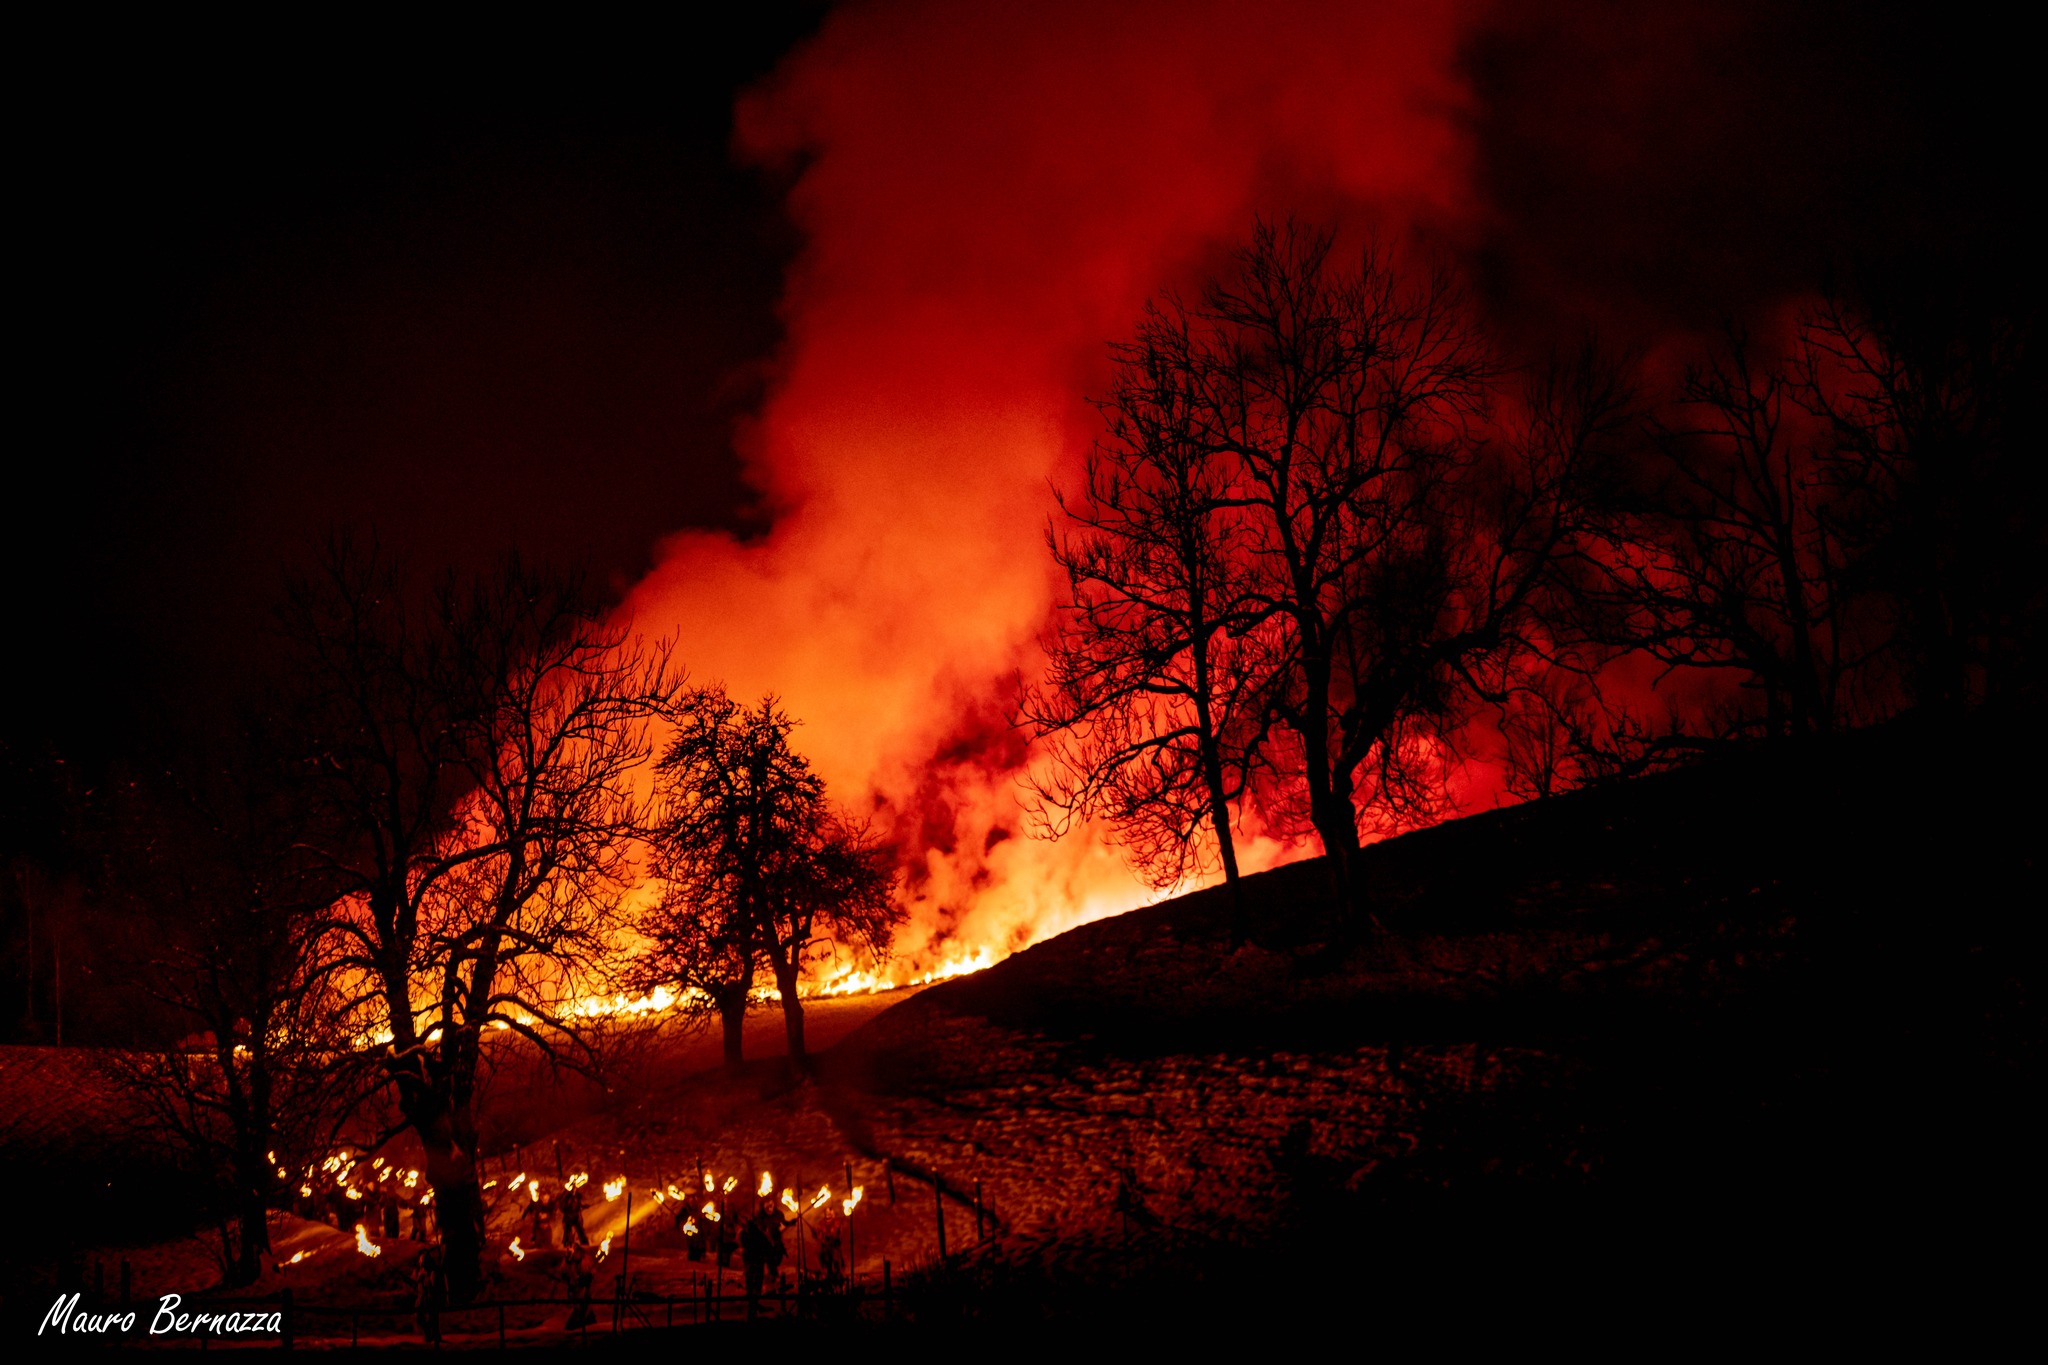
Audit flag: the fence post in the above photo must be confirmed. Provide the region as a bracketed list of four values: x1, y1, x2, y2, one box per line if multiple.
[974, 1180, 983, 1240]
[497, 1302, 505, 1350]
[883, 1258, 891, 1321]
[280, 1289, 293, 1351]
[935, 1178, 947, 1261]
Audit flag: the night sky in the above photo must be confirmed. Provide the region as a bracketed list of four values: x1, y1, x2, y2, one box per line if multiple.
[4, 0, 2029, 859]
[8, 12, 825, 777]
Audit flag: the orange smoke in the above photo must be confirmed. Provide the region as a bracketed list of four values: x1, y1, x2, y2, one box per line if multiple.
[624, 1, 1480, 974]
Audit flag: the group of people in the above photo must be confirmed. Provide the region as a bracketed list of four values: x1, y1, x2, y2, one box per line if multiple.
[517, 1179, 590, 1249]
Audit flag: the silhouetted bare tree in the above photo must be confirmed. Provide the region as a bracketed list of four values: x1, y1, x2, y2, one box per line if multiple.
[94, 746, 338, 1285]
[1798, 286, 2036, 714]
[1022, 306, 1266, 938]
[1591, 323, 1854, 739]
[284, 542, 680, 1301]
[647, 688, 899, 1072]
[1070, 222, 1618, 907]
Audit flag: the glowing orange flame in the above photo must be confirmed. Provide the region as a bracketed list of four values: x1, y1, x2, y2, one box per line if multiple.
[842, 1186, 864, 1217]
[509, 1237, 525, 1261]
[354, 1224, 382, 1258]
[281, 1249, 314, 1267]
[757, 1172, 774, 1198]
[700, 1201, 721, 1223]
[721, 1175, 738, 1194]
[603, 1177, 626, 1202]
[780, 1189, 798, 1214]
[808, 1186, 830, 1211]
[683, 1216, 699, 1237]
[702, 1173, 715, 1193]
[596, 1235, 611, 1260]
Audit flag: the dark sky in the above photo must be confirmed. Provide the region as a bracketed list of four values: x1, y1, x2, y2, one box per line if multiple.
[4, 0, 2028, 808]
[8, 13, 825, 773]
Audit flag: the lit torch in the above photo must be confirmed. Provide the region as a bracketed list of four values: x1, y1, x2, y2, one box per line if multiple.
[842, 1186, 864, 1217]
[509, 1237, 525, 1262]
[757, 1172, 774, 1198]
[354, 1224, 382, 1258]
[603, 1177, 626, 1202]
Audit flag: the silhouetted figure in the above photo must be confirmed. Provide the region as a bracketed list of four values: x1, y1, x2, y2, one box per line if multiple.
[815, 1216, 845, 1288]
[680, 1212, 706, 1262]
[562, 1242, 597, 1330]
[521, 1191, 554, 1247]
[560, 1184, 588, 1247]
[412, 1243, 447, 1345]
[382, 1191, 402, 1240]
[740, 1209, 790, 1320]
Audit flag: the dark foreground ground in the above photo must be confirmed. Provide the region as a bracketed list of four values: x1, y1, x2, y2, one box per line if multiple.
[7, 714, 2039, 1343]
[806, 713, 2040, 1333]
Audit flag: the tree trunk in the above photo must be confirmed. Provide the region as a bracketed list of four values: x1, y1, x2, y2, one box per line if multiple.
[718, 990, 746, 1074]
[1191, 646, 1246, 946]
[233, 1179, 271, 1285]
[1199, 733, 1246, 946]
[772, 961, 807, 1070]
[424, 1139, 486, 1303]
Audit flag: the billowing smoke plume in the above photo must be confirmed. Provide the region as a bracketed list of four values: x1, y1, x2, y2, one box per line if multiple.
[624, 0, 1998, 973]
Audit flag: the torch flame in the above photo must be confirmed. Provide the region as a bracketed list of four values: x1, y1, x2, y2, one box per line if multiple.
[757, 1172, 774, 1198]
[703, 1173, 714, 1193]
[509, 1173, 525, 1192]
[808, 1186, 831, 1211]
[603, 1177, 626, 1202]
[780, 1189, 798, 1214]
[721, 1175, 738, 1194]
[700, 1201, 721, 1223]
[299, 1184, 314, 1198]
[354, 1224, 382, 1258]
[509, 1237, 525, 1261]
[683, 1216, 699, 1236]
[281, 1249, 314, 1267]
[842, 1186, 864, 1216]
